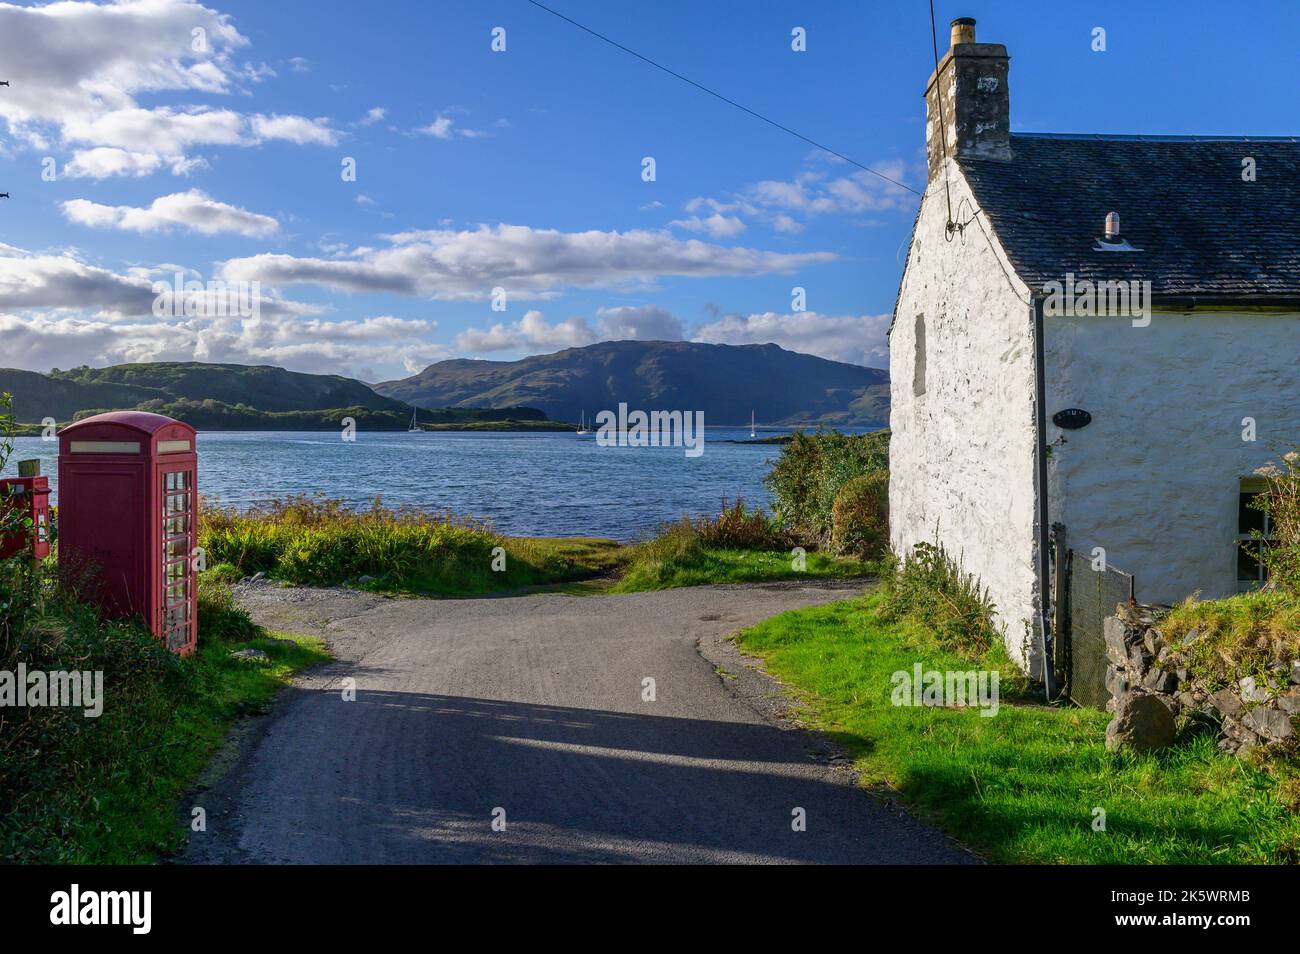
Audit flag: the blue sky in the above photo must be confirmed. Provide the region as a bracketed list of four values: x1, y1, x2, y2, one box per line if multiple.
[1, 0, 1296, 381]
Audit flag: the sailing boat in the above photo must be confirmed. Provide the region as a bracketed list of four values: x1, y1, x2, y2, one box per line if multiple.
[575, 410, 592, 436]
[750, 410, 757, 439]
[408, 408, 420, 433]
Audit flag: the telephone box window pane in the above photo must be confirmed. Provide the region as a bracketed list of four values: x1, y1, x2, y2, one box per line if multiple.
[166, 539, 189, 560]
[167, 515, 190, 536]
[167, 492, 189, 514]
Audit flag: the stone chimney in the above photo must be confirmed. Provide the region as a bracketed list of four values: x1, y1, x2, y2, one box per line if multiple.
[925, 17, 1011, 180]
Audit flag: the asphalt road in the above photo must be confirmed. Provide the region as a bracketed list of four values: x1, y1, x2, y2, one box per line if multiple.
[183, 580, 973, 864]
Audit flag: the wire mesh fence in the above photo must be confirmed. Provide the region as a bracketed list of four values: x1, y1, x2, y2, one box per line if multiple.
[1061, 549, 1135, 708]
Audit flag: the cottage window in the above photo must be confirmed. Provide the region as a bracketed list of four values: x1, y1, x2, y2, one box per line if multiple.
[1236, 480, 1276, 591]
[912, 314, 927, 397]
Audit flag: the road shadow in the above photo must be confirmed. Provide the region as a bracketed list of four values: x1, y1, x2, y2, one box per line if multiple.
[190, 687, 976, 865]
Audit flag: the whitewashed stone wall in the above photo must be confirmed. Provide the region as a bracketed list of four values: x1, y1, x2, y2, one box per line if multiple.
[1045, 310, 1300, 604]
[890, 162, 1044, 672]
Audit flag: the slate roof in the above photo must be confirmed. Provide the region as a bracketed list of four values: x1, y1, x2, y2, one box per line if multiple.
[958, 134, 1300, 301]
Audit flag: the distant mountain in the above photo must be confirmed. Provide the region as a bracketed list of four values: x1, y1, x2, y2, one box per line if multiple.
[0, 362, 544, 428]
[374, 341, 890, 426]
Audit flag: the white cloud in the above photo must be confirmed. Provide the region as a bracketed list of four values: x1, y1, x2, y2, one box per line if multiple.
[679, 160, 916, 235]
[0, 253, 160, 316]
[357, 106, 385, 126]
[61, 190, 279, 237]
[0, 248, 311, 319]
[219, 224, 836, 301]
[249, 113, 338, 146]
[452, 305, 684, 355]
[669, 213, 746, 239]
[64, 147, 163, 179]
[594, 305, 683, 341]
[0, 0, 337, 175]
[693, 311, 891, 367]
[745, 161, 912, 216]
[416, 116, 455, 139]
[770, 214, 804, 234]
[414, 114, 485, 139]
[455, 310, 594, 353]
[0, 310, 447, 380]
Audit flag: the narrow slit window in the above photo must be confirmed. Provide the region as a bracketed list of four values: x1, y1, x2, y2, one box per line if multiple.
[912, 314, 927, 397]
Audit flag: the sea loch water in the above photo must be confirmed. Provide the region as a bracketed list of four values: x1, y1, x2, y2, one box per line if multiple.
[5, 427, 876, 541]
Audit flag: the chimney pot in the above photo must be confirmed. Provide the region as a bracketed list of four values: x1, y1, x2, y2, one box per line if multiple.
[950, 17, 977, 47]
[1105, 211, 1121, 239]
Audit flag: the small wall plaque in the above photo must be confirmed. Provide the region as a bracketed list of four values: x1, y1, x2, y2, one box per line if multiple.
[1052, 408, 1092, 430]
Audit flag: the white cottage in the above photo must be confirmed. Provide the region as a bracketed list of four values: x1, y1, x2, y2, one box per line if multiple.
[890, 18, 1300, 687]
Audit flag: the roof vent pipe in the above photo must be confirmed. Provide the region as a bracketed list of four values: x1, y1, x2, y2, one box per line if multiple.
[950, 17, 977, 46]
[1105, 211, 1121, 239]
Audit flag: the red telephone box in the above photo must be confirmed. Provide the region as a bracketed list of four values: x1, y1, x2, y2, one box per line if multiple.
[58, 411, 198, 655]
[0, 462, 51, 561]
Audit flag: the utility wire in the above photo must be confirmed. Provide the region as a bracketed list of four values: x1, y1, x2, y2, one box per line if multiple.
[928, 0, 955, 227]
[522, 0, 921, 196]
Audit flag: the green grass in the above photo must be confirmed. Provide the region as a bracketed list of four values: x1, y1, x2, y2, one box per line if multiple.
[613, 545, 870, 592]
[735, 592, 1300, 864]
[200, 496, 632, 596]
[1, 578, 329, 863]
[202, 496, 870, 596]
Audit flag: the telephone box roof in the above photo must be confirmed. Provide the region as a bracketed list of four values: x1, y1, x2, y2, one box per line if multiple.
[60, 411, 194, 437]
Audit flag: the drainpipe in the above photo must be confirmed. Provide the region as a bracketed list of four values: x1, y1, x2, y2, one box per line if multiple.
[1031, 296, 1058, 701]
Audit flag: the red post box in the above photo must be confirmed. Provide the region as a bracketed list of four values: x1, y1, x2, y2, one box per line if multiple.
[58, 412, 198, 655]
[0, 461, 51, 561]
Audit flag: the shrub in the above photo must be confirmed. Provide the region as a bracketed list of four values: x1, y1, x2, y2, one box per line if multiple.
[684, 498, 792, 550]
[765, 429, 889, 546]
[878, 541, 999, 655]
[1254, 449, 1300, 594]
[0, 392, 40, 656]
[198, 494, 609, 595]
[830, 472, 889, 559]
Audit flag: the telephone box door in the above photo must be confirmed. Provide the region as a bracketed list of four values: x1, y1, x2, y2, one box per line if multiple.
[157, 462, 197, 654]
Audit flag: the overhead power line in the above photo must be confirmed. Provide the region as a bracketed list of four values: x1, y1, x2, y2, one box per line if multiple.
[522, 0, 922, 196]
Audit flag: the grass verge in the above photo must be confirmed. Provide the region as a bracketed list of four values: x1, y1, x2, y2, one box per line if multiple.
[201, 496, 628, 596]
[614, 539, 870, 592]
[735, 591, 1300, 864]
[201, 496, 869, 596]
[1, 577, 329, 863]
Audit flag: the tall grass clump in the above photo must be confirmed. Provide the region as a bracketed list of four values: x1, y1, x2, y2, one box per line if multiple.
[199, 495, 612, 595]
[765, 429, 889, 549]
[878, 541, 1000, 656]
[680, 497, 793, 550]
[201, 495, 501, 588]
[613, 498, 870, 592]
